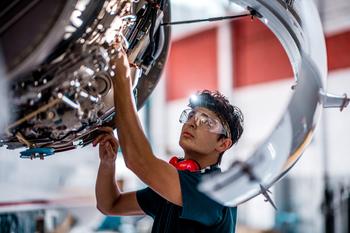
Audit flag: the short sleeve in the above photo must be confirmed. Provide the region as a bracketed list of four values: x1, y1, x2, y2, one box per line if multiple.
[178, 170, 225, 225]
[136, 187, 165, 218]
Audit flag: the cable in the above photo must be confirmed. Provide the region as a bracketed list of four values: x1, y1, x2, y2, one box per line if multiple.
[161, 13, 251, 27]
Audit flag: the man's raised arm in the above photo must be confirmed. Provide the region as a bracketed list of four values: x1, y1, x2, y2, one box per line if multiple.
[110, 50, 183, 206]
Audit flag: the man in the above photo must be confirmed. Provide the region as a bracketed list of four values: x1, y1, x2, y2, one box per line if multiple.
[93, 50, 244, 232]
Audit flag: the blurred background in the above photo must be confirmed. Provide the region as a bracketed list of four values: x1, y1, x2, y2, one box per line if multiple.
[0, 0, 350, 232]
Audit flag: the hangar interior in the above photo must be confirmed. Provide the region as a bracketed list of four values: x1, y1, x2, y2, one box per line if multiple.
[0, 0, 350, 232]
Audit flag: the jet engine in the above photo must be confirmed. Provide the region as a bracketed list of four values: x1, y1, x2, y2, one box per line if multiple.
[0, 0, 171, 158]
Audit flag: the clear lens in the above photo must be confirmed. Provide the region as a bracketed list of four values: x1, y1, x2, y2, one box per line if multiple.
[179, 109, 191, 123]
[179, 109, 227, 136]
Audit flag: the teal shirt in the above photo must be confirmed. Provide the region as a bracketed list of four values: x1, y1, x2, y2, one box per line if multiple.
[136, 168, 237, 233]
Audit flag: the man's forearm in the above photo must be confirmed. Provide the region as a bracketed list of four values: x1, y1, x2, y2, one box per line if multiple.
[113, 83, 154, 170]
[95, 162, 121, 214]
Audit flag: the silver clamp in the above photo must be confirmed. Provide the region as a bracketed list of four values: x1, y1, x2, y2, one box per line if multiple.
[320, 91, 350, 111]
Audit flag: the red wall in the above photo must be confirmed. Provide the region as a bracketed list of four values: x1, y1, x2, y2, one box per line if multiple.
[232, 18, 293, 87]
[232, 18, 350, 88]
[166, 18, 350, 100]
[326, 30, 350, 70]
[166, 28, 218, 101]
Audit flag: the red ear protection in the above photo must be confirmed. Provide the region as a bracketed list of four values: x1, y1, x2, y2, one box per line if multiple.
[169, 156, 201, 172]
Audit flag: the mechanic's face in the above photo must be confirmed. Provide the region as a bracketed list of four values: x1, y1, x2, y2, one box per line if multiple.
[179, 107, 229, 156]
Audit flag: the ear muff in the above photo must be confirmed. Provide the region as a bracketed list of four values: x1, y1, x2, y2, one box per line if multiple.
[169, 156, 201, 172]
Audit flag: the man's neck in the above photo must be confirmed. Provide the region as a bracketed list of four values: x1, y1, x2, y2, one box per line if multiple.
[184, 151, 219, 169]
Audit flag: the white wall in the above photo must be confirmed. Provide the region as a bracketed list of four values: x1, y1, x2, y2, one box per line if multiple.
[315, 0, 350, 35]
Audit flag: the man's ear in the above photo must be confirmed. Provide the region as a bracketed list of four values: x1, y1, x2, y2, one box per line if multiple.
[216, 138, 233, 153]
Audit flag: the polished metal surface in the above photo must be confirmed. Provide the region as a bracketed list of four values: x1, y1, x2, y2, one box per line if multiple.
[199, 0, 329, 206]
[0, 0, 171, 156]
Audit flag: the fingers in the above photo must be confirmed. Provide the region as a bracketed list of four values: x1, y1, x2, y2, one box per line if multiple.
[92, 127, 116, 146]
[92, 134, 104, 147]
[110, 50, 131, 80]
[113, 39, 124, 52]
[97, 134, 118, 147]
[106, 142, 117, 156]
[99, 141, 117, 162]
[102, 138, 118, 154]
[93, 130, 119, 157]
[97, 127, 114, 134]
[93, 136, 118, 152]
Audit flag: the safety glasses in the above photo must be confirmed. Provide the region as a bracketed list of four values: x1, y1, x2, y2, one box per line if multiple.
[179, 109, 228, 136]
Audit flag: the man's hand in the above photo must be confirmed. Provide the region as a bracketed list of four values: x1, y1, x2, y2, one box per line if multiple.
[94, 126, 144, 216]
[93, 127, 119, 165]
[111, 48, 132, 87]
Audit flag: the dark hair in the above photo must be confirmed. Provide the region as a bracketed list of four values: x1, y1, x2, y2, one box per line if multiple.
[188, 90, 244, 146]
